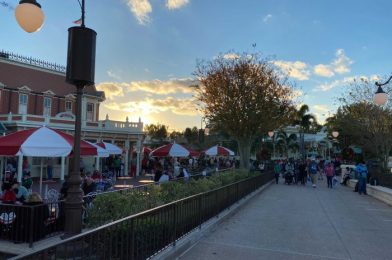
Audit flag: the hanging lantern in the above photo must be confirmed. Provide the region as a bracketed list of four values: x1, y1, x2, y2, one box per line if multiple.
[15, 0, 45, 33]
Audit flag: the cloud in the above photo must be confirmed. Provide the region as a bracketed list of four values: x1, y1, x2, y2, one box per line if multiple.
[313, 49, 353, 78]
[263, 14, 273, 23]
[96, 82, 125, 100]
[127, 78, 197, 94]
[313, 64, 334, 78]
[107, 70, 121, 80]
[104, 97, 199, 116]
[223, 53, 240, 60]
[126, 0, 152, 25]
[166, 0, 189, 9]
[313, 75, 379, 92]
[273, 61, 310, 81]
[313, 77, 356, 92]
[332, 49, 353, 74]
[313, 104, 329, 113]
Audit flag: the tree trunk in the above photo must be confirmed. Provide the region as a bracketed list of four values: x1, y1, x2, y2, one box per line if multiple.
[237, 138, 252, 169]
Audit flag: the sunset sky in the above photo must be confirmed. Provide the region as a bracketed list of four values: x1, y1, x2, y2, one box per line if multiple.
[2, 0, 392, 131]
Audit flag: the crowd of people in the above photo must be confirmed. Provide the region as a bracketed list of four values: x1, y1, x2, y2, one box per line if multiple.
[273, 157, 369, 195]
[141, 155, 236, 183]
[273, 158, 342, 188]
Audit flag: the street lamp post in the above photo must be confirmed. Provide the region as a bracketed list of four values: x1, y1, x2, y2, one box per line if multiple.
[64, 0, 96, 237]
[14, 0, 97, 237]
[374, 76, 392, 106]
[268, 131, 275, 159]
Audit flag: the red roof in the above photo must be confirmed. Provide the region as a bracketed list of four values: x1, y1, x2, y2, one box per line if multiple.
[0, 58, 101, 97]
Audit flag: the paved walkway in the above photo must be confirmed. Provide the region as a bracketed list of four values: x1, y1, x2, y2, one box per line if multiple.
[180, 179, 392, 260]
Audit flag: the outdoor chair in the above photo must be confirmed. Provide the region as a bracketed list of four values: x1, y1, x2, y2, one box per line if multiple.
[46, 189, 59, 202]
[82, 192, 97, 225]
[0, 212, 16, 233]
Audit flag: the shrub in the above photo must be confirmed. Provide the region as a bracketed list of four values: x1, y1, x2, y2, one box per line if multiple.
[87, 170, 259, 227]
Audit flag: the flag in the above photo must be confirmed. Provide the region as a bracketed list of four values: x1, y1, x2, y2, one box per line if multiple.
[73, 17, 82, 25]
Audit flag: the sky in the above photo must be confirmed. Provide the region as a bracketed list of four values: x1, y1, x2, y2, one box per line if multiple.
[2, 0, 392, 131]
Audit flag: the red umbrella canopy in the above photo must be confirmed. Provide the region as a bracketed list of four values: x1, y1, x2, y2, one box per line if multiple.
[133, 146, 152, 154]
[150, 143, 190, 157]
[0, 126, 97, 157]
[204, 145, 235, 156]
[187, 147, 200, 157]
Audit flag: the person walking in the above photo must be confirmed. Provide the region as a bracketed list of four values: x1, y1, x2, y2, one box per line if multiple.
[46, 157, 53, 181]
[308, 159, 318, 188]
[298, 160, 307, 185]
[325, 162, 335, 189]
[356, 160, 368, 195]
[274, 161, 281, 184]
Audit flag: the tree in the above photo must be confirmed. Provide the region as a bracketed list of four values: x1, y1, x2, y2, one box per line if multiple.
[144, 124, 168, 143]
[334, 78, 392, 169]
[331, 102, 392, 168]
[276, 130, 298, 158]
[293, 104, 317, 159]
[194, 52, 296, 168]
[183, 127, 199, 145]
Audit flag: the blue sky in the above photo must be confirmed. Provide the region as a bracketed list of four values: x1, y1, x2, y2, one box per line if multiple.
[2, 0, 392, 131]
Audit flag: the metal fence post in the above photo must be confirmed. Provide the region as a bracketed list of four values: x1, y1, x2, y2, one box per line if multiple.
[198, 195, 202, 230]
[29, 206, 35, 248]
[130, 218, 135, 260]
[172, 203, 177, 246]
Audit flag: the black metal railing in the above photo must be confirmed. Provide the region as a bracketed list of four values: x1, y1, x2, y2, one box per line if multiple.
[10, 172, 273, 260]
[0, 167, 237, 247]
[0, 201, 64, 248]
[0, 50, 66, 73]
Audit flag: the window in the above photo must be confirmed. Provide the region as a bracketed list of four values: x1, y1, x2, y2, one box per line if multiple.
[65, 101, 72, 111]
[43, 97, 52, 117]
[86, 103, 94, 121]
[19, 94, 28, 114]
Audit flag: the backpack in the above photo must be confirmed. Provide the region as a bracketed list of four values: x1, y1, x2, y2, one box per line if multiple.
[310, 163, 317, 174]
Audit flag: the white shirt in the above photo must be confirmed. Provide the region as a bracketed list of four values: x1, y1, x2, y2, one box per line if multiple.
[159, 174, 169, 182]
[183, 168, 189, 178]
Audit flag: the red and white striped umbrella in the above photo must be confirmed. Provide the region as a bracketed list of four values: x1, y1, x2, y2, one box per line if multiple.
[204, 145, 235, 156]
[95, 142, 123, 155]
[0, 126, 97, 157]
[150, 143, 190, 157]
[133, 146, 152, 155]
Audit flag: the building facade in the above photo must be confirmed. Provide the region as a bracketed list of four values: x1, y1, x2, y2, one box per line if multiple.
[0, 51, 144, 178]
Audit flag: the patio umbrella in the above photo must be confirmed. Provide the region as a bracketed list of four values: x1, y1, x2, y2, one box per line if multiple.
[0, 126, 98, 195]
[204, 145, 235, 156]
[187, 147, 200, 157]
[86, 141, 109, 158]
[150, 143, 190, 157]
[133, 146, 152, 155]
[0, 126, 97, 157]
[95, 142, 123, 155]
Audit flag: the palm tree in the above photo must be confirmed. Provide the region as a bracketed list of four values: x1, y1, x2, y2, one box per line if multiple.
[293, 105, 317, 159]
[276, 130, 298, 158]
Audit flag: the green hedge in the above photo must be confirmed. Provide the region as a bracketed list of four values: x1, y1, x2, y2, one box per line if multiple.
[87, 170, 256, 228]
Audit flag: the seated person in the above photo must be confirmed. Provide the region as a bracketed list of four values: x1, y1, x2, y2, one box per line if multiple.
[1, 182, 17, 204]
[82, 175, 97, 195]
[159, 171, 170, 183]
[22, 171, 33, 190]
[12, 182, 29, 203]
[91, 170, 102, 181]
[341, 167, 351, 186]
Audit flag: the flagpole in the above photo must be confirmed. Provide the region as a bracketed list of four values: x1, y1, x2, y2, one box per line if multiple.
[81, 0, 85, 28]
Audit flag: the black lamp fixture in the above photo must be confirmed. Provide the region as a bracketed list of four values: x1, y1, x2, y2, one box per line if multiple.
[374, 76, 392, 106]
[15, 0, 97, 237]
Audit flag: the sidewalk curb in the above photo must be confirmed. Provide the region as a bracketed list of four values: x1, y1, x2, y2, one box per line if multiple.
[151, 179, 274, 260]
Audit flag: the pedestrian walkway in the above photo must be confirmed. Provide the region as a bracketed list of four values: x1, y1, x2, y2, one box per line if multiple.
[179, 180, 392, 260]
